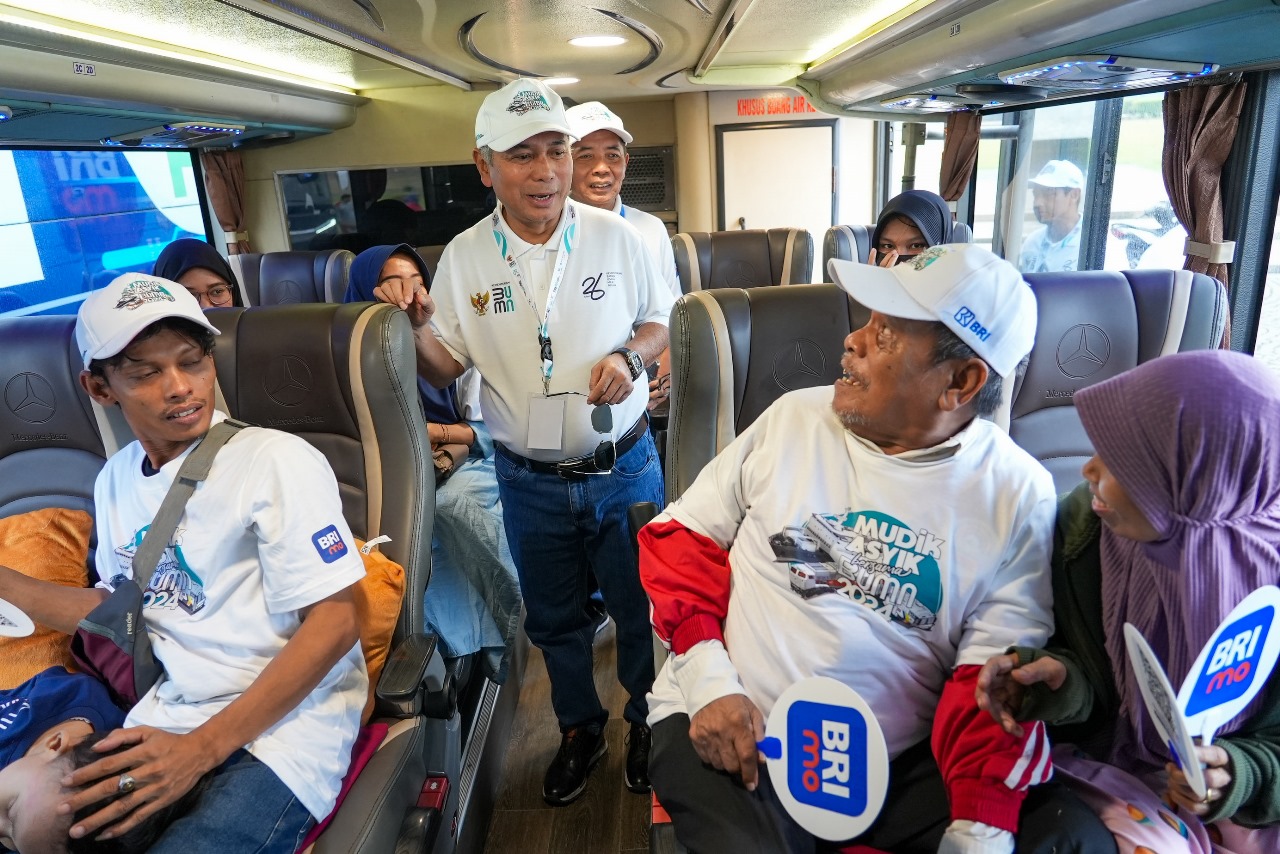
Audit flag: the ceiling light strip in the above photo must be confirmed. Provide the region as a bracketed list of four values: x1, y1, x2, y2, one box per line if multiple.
[214, 0, 471, 90]
[0, 7, 357, 96]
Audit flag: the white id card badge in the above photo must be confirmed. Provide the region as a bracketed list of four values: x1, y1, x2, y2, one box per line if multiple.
[527, 394, 565, 451]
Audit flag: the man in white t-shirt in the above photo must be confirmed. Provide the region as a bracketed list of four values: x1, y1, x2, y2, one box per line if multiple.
[641, 246, 1113, 853]
[1019, 159, 1085, 273]
[373, 78, 675, 807]
[566, 100, 681, 413]
[0, 274, 366, 852]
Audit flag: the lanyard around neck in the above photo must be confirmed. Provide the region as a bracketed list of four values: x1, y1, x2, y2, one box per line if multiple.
[491, 204, 577, 395]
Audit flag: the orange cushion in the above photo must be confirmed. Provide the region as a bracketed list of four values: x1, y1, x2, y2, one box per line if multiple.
[0, 508, 93, 689]
[352, 540, 406, 723]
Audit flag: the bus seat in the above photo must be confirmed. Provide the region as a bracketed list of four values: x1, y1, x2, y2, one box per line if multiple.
[665, 284, 865, 501]
[820, 222, 973, 281]
[205, 302, 460, 852]
[237, 249, 355, 306]
[0, 317, 111, 521]
[1012, 269, 1228, 493]
[671, 228, 813, 294]
[414, 244, 446, 280]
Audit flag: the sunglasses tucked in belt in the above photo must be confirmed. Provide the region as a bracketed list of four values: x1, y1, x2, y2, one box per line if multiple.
[501, 410, 650, 480]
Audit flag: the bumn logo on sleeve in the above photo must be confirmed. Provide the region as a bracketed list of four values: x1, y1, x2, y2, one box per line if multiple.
[769, 510, 944, 629]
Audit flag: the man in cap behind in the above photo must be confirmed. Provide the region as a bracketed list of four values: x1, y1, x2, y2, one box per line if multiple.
[1019, 159, 1085, 273]
[640, 245, 1113, 852]
[0, 274, 366, 851]
[372, 78, 674, 805]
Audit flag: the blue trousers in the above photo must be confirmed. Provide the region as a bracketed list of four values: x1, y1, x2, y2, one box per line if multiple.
[148, 749, 314, 854]
[495, 431, 663, 730]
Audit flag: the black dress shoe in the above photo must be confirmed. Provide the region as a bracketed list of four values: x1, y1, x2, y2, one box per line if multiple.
[624, 721, 651, 793]
[543, 723, 607, 806]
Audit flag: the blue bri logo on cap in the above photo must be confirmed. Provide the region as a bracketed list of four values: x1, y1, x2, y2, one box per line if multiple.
[785, 700, 869, 815]
[312, 525, 349, 563]
[953, 306, 992, 342]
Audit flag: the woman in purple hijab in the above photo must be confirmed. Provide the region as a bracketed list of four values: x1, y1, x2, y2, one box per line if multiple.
[977, 350, 1280, 853]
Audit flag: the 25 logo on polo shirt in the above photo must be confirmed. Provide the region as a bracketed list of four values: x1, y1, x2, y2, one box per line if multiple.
[312, 525, 349, 563]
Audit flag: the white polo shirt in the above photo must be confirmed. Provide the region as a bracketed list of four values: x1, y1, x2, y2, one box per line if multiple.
[1019, 218, 1082, 273]
[612, 197, 681, 298]
[430, 199, 675, 460]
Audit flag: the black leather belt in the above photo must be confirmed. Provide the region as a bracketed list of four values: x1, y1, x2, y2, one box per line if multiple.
[499, 413, 649, 479]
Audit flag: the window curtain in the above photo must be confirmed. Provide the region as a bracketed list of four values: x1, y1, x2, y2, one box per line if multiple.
[200, 149, 252, 254]
[1162, 79, 1247, 286]
[939, 111, 982, 202]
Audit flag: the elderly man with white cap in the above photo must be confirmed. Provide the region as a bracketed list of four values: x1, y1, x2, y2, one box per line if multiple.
[1019, 159, 1086, 273]
[640, 245, 1114, 853]
[567, 100, 681, 411]
[0, 274, 366, 852]
[373, 78, 674, 805]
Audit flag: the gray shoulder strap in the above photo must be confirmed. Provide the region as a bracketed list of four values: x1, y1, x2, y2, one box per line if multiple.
[130, 419, 251, 588]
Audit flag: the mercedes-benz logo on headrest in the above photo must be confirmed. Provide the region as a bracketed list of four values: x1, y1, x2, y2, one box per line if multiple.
[263, 355, 312, 407]
[722, 260, 759, 288]
[1056, 324, 1111, 379]
[773, 339, 826, 391]
[277, 280, 304, 305]
[5, 373, 56, 423]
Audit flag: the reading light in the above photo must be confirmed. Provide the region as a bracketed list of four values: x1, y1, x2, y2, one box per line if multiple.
[570, 35, 626, 47]
[999, 55, 1219, 90]
[879, 94, 969, 112]
[0, 106, 11, 121]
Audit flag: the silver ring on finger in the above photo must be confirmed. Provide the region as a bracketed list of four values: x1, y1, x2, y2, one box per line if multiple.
[117, 773, 137, 794]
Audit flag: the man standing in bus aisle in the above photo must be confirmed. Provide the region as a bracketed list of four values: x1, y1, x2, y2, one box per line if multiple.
[1018, 159, 1085, 273]
[372, 78, 674, 806]
[566, 101, 681, 412]
[640, 245, 1115, 854]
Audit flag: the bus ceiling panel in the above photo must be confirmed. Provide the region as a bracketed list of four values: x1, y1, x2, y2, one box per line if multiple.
[804, 0, 1247, 112]
[0, 42, 359, 139]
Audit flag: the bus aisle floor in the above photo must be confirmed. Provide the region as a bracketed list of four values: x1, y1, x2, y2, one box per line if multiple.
[483, 621, 651, 854]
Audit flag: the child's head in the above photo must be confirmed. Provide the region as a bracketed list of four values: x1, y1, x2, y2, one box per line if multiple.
[0, 731, 180, 853]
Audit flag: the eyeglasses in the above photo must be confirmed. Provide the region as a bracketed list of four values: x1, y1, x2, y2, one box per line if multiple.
[547, 392, 615, 474]
[590, 401, 615, 472]
[188, 284, 235, 307]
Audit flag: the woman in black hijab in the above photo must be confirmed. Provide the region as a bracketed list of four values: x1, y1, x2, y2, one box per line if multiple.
[868, 189, 954, 267]
[153, 238, 243, 307]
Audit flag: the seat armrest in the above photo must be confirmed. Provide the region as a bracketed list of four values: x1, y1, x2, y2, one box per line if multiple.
[375, 632, 447, 718]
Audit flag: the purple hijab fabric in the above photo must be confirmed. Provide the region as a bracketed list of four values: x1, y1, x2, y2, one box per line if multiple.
[1076, 350, 1280, 772]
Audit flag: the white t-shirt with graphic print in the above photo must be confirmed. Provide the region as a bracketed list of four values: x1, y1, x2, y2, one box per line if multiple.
[646, 386, 1056, 757]
[93, 412, 367, 820]
[429, 199, 675, 460]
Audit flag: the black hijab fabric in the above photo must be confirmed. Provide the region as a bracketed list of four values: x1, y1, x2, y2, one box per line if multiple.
[152, 238, 242, 306]
[871, 190, 954, 252]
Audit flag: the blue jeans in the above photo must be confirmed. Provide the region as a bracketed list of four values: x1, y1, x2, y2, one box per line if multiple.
[495, 430, 663, 730]
[147, 750, 314, 854]
[429, 421, 522, 683]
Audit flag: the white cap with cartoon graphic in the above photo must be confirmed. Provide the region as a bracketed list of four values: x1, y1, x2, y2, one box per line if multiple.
[475, 78, 575, 153]
[566, 101, 633, 145]
[75, 273, 220, 369]
[828, 244, 1037, 378]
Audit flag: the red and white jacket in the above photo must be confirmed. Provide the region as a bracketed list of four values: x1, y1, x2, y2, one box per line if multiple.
[641, 387, 1056, 832]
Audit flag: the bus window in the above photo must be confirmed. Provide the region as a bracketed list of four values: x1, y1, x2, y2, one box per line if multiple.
[1251, 199, 1280, 376]
[279, 165, 491, 253]
[1103, 92, 1182, 272]
[0, 149, 208, 317]
[1005, 101, 1095, 274]
[888, 120, 944, 197]
[970, 115, 1008, 255]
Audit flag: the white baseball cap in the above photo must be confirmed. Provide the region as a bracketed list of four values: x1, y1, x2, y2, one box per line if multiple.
[566, 101, 633, 145]
[828, 244, 1037, 378]
[1028, 159, 1085, 190]
[76, 273, 220, 369]
[474, 78, 575, 153]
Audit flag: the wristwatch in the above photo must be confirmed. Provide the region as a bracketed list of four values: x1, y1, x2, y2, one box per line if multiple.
[612, 347, 645, 381]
